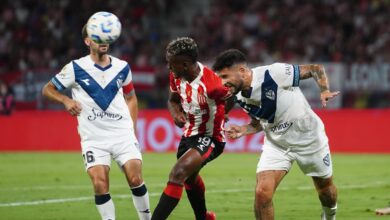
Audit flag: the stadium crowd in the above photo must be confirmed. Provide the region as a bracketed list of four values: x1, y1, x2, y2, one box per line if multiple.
[0, 0, 389, 109]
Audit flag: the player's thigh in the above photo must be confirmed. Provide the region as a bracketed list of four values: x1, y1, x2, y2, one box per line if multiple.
[256, 170, 287, 198]
[170, 148, 204, 182]
[122, 159, 144, 187]
[295, 145, 333, 178]
[256, 145, 294, 173]
[87, 165, 110, 193]
[81, 144, 112, 171]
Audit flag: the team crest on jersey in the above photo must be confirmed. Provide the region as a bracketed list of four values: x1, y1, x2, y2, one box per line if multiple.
[323, 153, 330, 166]
[197, 93, 207, 105]
[186, 89, 192, 99]
[116, 78, 123, 89]
[265, 89, 275, 100]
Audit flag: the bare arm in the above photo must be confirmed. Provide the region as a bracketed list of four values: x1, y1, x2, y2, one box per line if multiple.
[42, 81, 82, 116]
[299, 64, 340, 107]
[225, 116, 263, 139]
[168, 90, 186, 128]
[124, 90, 138, 134]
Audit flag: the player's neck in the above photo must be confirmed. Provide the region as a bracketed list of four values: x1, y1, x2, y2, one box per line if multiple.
[242, 69, 253, 90]
[90, 53, 110, 67]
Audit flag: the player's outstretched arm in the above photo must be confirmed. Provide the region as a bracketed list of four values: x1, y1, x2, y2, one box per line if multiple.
[225, 116, 262, 139]
[299, 64, 340, 107]
[42, 81, 82, 116]
[167, 90, 186, 128]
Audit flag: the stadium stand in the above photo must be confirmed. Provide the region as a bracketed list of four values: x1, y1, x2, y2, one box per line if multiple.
[0, 0, 389, 109]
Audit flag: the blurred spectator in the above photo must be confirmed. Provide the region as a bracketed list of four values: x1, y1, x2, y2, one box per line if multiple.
[0, 80, 14, 115]
[1, 0, 390, 108]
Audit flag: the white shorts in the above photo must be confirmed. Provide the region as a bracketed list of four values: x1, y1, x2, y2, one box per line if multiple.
[81, 139, 142, 171]
[256, 143, 333, 178]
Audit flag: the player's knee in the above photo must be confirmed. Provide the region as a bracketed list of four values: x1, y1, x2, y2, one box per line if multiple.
[128, 174, 143, 187]
[168, 167, 187, 184]
[91, 176, 109, 194]
[255, 185, 273, 204]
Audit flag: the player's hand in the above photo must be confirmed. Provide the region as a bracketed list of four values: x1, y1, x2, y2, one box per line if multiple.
[320, 90, 340, 108]
[224, 124, 246, 139]
[63, 98, 82, 116]
[173, 111, 186, 128]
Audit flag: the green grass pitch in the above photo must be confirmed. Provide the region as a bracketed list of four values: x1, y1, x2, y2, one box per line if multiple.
[0, 153, 389, 219]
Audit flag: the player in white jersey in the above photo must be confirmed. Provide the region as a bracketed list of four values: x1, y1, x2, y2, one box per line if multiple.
[213, 49, 339, 220]
[42, 25, 150, 220]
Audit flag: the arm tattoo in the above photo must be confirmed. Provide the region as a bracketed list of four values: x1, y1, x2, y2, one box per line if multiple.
[243, 117, 262, 135]
[299, 64, 330, 92]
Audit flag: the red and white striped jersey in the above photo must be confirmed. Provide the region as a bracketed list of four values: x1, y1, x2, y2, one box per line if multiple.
[169, 62, 229, 142]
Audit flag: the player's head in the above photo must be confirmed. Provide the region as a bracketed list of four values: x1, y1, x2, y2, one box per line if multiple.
[213, 49, 249, 95]
[82, 24, 110, 55]
[166, 37, 198, 78]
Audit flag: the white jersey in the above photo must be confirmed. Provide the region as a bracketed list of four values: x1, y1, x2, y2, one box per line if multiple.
[236, 63, 328, 153]
[51, 55, 136, 146]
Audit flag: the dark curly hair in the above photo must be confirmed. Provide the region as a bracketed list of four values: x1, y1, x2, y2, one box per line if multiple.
[212, 49, 247, 71]
[166, 37, 198, 63]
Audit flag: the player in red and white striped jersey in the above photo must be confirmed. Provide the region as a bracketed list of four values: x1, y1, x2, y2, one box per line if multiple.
[151, 37, 230, 220]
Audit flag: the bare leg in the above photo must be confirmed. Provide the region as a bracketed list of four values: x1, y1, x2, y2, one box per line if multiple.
[254, 170, 287, 220]
[87, 165, 115, 220]
[152, 149, 204, 220]
[313, 176, 337, 220]
[123, 159, 151, 220]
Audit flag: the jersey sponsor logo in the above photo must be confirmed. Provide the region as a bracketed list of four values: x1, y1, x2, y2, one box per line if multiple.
[81, 79, 90, 86]
[323, 153, 330, 166]
[270, 121, 293, 133]
[87, 108, 123, 121]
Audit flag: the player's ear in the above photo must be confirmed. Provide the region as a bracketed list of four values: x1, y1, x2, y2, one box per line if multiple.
[84, 38, 91, 47]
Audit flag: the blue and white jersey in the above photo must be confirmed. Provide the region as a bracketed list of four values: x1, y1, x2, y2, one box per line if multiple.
[51, 55, 136, 146]
[236, 63, 328, 152]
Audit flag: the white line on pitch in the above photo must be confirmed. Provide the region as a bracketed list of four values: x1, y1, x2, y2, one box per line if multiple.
[0, 182, 388, 207]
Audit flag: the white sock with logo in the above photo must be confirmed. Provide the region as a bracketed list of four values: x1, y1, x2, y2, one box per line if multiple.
[131, 183, 151, 220]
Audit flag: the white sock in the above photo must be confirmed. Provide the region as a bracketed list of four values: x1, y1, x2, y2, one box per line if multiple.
[131, 183, 151, 220]
[322, 204, 337, 220]
[95, 194, 115, 220]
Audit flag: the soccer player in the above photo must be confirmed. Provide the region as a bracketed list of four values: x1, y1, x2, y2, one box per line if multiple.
[212, 49, 339, 220]
[42, 25, 151, 220]
[151, 37, 230, 220]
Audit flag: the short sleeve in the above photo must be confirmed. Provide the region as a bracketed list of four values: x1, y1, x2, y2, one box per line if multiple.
[268, 63, 300, 88]
[122, 64, 132, 86]
[51, 62, 75, 91]
[169, 72, 178, 93]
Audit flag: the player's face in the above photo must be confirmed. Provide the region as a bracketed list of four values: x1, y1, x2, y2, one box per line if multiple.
[85, 38, 110, 55]
[217, 66, 245, 95]
[166, 55, 189, 79]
